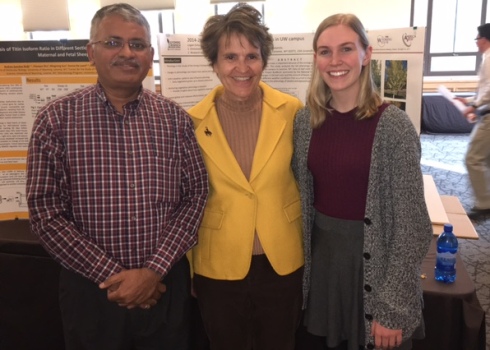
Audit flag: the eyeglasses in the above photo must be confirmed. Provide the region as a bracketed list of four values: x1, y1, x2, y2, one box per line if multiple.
[91, 38, 151, 52]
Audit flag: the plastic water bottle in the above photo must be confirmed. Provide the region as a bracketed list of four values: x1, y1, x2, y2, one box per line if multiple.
[435, 223, 458, 283]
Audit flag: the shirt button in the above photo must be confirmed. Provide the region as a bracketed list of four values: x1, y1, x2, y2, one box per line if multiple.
[130, 183, 135, 188]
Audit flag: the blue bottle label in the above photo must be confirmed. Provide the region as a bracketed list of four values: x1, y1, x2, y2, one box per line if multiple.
[436, 252, 456, 268]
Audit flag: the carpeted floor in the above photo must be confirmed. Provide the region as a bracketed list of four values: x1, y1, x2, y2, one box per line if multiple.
[420, 132, 490, 349]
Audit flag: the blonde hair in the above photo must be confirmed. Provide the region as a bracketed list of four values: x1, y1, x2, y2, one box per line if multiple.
[307, 13, 382, 128]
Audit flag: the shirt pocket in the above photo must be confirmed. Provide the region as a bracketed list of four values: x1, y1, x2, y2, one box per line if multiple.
[151, 157, 181, 203]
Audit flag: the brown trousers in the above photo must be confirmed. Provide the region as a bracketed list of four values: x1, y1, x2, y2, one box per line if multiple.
[194, 254, 303, 350]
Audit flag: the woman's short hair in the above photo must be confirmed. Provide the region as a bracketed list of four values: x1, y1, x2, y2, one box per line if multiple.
[200, 3, 273, 68]
[307, 13, 382, 128]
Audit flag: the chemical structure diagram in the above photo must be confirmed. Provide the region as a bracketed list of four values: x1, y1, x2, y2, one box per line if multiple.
[0, 191, 27, 208]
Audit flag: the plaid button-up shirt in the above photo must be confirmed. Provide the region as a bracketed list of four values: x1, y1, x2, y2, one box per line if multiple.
[26, 83, 208, 284]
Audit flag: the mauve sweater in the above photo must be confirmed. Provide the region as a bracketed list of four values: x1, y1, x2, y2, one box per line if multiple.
[308, 105, 385, 220]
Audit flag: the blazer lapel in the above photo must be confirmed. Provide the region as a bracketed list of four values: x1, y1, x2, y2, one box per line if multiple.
[195, 112, 252, 190]
[249, 108, 286, 182]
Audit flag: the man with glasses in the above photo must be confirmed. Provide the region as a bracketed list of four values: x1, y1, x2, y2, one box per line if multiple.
[26, 3, 208, 349]
[457, 23, 490, 220]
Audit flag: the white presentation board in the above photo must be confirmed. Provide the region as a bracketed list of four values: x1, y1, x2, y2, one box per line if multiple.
[159, 27, 425, 133]
[158, 33, 314, 110]
[367, 26, 426, 134]
[0, 39, 154, 220]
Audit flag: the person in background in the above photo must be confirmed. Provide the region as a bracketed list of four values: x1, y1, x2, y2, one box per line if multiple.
[455, 23, 490, 220]
[26, 3, 208, 350]
[292, 13, 432, 350]
[188, 3, 304, 349]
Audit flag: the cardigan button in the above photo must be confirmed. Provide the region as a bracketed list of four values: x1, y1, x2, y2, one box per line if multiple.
[365, 313, 373, 321]
[363, 253, 371, 260]
[366, 343, 375, 350]
[364, 217, 372, 225]
[364, 284, 372, 292]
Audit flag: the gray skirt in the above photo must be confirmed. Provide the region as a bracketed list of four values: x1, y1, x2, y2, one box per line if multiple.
[304, 211, 415, 350]
[304, 211, 365, 349]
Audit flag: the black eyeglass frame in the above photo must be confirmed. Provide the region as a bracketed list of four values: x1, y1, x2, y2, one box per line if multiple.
[91, 38, 152, 51]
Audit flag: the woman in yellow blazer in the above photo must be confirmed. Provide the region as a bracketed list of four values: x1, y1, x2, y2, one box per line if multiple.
[188, 4, 304, 350]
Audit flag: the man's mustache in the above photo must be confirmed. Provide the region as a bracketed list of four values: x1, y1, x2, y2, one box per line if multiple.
[111, 59, 140, 68]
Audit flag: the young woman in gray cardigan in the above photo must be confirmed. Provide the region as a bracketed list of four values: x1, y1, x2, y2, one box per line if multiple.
[292, 14, 433, 350]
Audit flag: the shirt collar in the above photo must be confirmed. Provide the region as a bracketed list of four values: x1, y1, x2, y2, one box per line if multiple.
[94, 82, 145, 110]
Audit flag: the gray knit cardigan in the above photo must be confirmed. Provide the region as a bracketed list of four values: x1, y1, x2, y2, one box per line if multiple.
[292, 105, 433, 347]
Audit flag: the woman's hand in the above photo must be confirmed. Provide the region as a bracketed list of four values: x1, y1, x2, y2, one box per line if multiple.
[371, 320, 402, 349]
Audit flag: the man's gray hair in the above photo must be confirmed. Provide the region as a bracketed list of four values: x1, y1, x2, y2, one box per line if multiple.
[90, 3, 151, 42]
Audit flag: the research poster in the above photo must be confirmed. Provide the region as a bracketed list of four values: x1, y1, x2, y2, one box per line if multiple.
[158, 33, 315, 110]
[367, 26, 426, 133]
[159, 28, 425, 132]
[0, 40, 95, 220]
[0, 39, 156, 220]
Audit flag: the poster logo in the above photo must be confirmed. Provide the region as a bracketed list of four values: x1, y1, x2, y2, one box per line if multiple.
[376, 35, 392, 47]
[402, 33, 416, 47]
[167, 39, 181, 50]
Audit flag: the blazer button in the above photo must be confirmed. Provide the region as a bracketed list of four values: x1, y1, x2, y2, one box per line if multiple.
[366, 343, 375, 349]
[364, 217, 372, 225]
[363, 252, 371, 260]
[365, 313, 373, 321]
[364, 284, 372, 292]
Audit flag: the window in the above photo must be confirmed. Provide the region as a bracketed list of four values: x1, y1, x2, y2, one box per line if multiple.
[142, 9, 175, 84]
[415, 0, 488, 76]
[30, 31, 70, 40]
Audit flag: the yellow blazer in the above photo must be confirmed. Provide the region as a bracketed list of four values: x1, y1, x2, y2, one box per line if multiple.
[188, 82, 304, 280]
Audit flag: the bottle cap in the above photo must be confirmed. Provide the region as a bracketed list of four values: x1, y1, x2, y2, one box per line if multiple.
[443, 223, 453, 232]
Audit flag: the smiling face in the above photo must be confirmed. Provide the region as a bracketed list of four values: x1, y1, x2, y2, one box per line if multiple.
[213, 33, 264, 102]
[86, 14, 154, 93]
[314, 24, 371, 103]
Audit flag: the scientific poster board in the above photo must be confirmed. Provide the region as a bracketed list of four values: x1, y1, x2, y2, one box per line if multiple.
[0, 39, 156, 220]
[0, 40, 95, 220]
[158, 33, 315, 110]
[159, 28, 425, 133]
[367, 26, 426, 134]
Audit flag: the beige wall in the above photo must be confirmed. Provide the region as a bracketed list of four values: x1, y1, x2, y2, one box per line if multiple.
[265, 0, 411, 34]
[0, 0, 411, 41]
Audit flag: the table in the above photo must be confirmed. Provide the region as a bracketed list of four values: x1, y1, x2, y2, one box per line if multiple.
[413, 238, 486, 350]
[1, 220, 485, 350]
[0, 220, 64, 350]
[0, 220, 208, 350]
